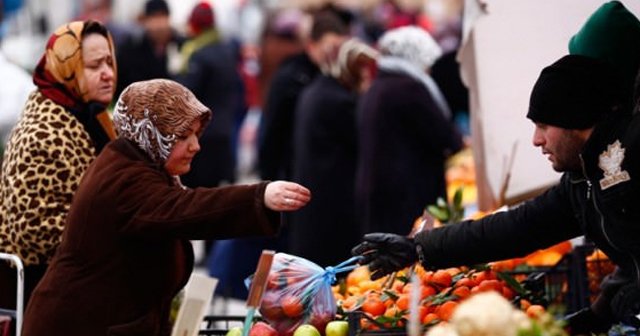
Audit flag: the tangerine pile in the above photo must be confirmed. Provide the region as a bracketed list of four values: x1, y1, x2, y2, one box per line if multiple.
[333, 264, 547, 331]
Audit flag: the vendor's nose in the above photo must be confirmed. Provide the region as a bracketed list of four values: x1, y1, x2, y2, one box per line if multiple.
[532, 126, 544, 147]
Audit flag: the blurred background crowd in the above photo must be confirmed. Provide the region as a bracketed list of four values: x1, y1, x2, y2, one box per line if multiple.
[0, 0, 467, 305]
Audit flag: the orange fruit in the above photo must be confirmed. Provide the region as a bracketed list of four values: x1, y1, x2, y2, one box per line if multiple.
[435, 301, 458, 321]
[477, 279, 502, 293]
[501, 286, 515, 300]
[422, 312, 439, 325]
[454, 277, 477, 288]
[416, 305, 428, 322]
[421, 285, 437, 299]
[421, 271, 434, 286]
[431, 270, 453, 289]
[520, 299, 531, 311]
[451, 286, 470, 300]
[526, 304, 545, 318]
[281, 295, 304, 317]
[396, 294, 410, 311]
[526, 250, 562, 267]
[470, 270, 496, 283]
[362, 297, 386, 317]
[359, 280, 379, 292]
[384, 306, 400, 318]
[347, 266, 371, 287]
[341, 295, 359, 311]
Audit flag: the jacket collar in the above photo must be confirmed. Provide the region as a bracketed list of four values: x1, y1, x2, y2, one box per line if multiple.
[110, 138, 176, 185]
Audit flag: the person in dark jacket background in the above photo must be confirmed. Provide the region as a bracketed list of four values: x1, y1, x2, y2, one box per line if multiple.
[351, 54, 640, 334]
[115, 0, 183, 98]
[258, 9, 351, 181]
[355, 26, 464, 237]
[176, 1, 243, 188]
[289, 39, 378, 267]
[206, 10, 352, 300]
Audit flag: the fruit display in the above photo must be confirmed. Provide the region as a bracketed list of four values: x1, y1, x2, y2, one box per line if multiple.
[332, 263, 552, 333]
[445, 148, 477, 207]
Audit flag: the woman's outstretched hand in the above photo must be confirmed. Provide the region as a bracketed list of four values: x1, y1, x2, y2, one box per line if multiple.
[264, 181, 312, 211]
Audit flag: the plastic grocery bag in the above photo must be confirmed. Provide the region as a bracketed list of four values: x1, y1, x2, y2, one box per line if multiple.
[246, 253, 361, 336]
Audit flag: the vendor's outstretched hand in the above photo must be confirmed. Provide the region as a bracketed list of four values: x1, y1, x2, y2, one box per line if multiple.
[351, 233, 418, 280]
[264, 181, 311, 211]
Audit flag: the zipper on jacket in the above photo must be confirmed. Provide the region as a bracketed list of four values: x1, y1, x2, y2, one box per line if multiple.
[580, 154, 640, 284]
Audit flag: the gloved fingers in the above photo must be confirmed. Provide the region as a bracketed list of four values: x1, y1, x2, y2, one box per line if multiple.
[370, 268, 387, 281]
[352, 241, 379, 258]
[363, 232, 397, 244]
[368, 259, 393, 280]
[358, 249, 378, 265]
[386, 254, 411, 269]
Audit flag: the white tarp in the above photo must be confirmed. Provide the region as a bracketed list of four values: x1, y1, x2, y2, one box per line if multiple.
[459, 0, 640, 210]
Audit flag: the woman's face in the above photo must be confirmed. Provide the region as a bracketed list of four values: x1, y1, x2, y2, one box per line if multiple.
[164, 119, 201, 176]
[82, 33, 115, 104]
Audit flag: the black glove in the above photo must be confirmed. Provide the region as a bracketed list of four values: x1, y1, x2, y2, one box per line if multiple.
[564, 307, 612, 335]
[351, 233, 418, 280]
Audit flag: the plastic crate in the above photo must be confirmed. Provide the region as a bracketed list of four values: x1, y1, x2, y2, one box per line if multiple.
[199, 315, 252, 336]
[513, 243, 615, 314]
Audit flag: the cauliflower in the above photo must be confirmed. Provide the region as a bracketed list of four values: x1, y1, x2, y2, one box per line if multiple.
[450, 292, 517, 336]
[425, 324, 458, 336]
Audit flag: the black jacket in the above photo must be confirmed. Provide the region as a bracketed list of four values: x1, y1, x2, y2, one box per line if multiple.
[115, 30, 183, 98]
[356, 70, 464, 236]
[416, 111, 640, 321]
[258, 53, 319, 180]
[177, 38, 243, 187]
[289, 75, 360, 267]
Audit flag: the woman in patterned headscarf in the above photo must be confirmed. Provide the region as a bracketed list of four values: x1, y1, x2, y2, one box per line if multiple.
[0, 20, 117, 310]
[22, 79, 311, 335]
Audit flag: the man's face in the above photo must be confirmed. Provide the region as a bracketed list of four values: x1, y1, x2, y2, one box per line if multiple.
[532, 123, 593, 172]
[143, 13, 172, 46]
[306, 32, 347, 68]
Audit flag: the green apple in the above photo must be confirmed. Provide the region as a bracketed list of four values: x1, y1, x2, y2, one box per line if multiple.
[293, 324, 321, 336]
[225, 326, 243, 336]
[325, 320, 349, 336]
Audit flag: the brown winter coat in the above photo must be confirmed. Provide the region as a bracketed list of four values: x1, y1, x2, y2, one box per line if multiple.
[22, 138, 280, 335]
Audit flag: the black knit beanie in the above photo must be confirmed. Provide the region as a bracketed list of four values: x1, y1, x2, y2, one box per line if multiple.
[527, 54, 618, 130]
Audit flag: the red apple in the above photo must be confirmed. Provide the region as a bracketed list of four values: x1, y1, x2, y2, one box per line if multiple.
[249, 321, 279, 336]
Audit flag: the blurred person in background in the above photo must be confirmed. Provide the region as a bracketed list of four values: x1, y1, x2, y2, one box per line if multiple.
[356, 26, 463, 236]
[258, 8, 351, 182]
[22, 79, 311, 335]
[0, 20, 117, 311]
[0, 0, 35, 150]
[115, 0, 183, 98]
[175, 0, 245, 275]
[430, 15, 470, 136]
[289, 38, 378, 267]
[205, 9, 351, 300]
[176, 1, 243, 189]
[74, 0, 130, 46]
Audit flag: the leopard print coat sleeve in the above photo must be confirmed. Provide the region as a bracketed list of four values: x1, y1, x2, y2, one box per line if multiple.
[0, 91, 97, 266]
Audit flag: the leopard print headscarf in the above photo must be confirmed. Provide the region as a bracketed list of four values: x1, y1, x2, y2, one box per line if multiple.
[113, 79, 211, 163]
[32, 20, 118, 149]
[33, 20, 117, 108]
